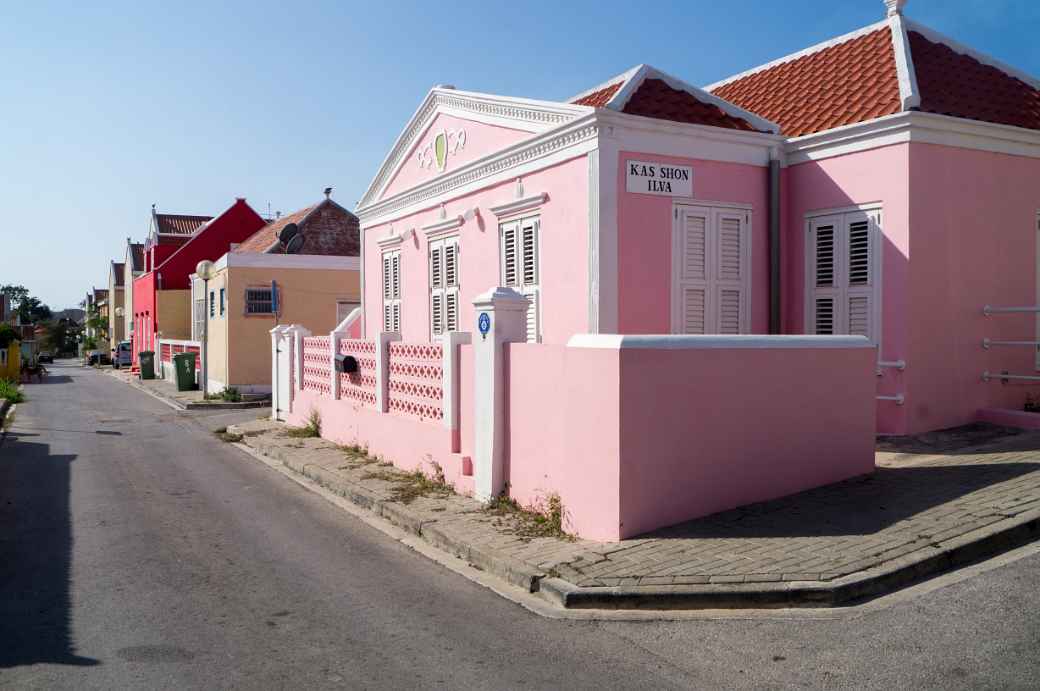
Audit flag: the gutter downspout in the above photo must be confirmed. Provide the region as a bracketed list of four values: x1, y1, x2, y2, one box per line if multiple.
[768, 147, 782, 334]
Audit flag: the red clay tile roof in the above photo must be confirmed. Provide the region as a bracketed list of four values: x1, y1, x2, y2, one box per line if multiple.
[235, 205, 316, 253]
[623, 78, 759, 131]
[573, 82, 623, 107]
[909, 30, 1040, 132]
[129, 243, 144, 272]
[711, 27, 902, 137]
[155, 213, 212, 236]
[112, 262, 125, 287]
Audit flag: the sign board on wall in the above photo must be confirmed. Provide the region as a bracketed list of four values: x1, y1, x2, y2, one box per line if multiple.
[625, 160, 693, 197]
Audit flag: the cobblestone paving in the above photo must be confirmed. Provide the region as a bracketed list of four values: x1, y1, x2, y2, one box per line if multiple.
[231, 419, 1040, 588]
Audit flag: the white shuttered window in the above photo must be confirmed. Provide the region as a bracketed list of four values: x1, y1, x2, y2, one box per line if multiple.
[807, 208, 880, 343]
[429, 236, 460, 337]
[672, 205, 750, 334]
[500, 216, 540, 342]
[382, 250, 401, 332]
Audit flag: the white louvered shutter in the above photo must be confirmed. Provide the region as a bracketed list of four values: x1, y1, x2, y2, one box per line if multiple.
[675, 207, 709, 334]
[501, 221, 519, 288]
[500, 217, 540, 342]
[429, 242, 444, 337]
[383, 250, 401, 332]
[714, 210, 747, 334]
[444, 238, 460, 332]
[807, 210, 878, 342]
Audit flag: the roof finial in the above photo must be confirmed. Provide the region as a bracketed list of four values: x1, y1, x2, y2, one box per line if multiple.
[324, 186, 333, 199]
[884, 0, 907, 17]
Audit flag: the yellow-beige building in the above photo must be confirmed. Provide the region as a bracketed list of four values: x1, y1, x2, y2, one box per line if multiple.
[190, 195, 361, 394]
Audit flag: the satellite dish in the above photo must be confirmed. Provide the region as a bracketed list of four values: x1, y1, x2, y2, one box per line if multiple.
[285, 234, 306, 254]
[278, 223, 299, 246]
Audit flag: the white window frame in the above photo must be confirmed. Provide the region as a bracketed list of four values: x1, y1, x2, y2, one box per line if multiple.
[804, 204, 883, 346]
[499, 215, 540, 342]
[382, 249, 402, 333]
[670, 202, 752, 335]
[428, 235, 460, 338]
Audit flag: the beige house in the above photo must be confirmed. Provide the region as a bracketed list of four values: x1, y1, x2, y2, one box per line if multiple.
[192, 194, 361, 394]
[107, 261, 125, 351]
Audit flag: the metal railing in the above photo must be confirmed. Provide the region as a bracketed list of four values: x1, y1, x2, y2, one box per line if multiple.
[982, 371, 1040, 383]
[983, 305, 1040, 316]
[876, 394, 905, 405]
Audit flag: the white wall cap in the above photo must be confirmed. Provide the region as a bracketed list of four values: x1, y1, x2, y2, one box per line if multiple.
[566, 334, 874, 350]
[472, 286, 530, 308]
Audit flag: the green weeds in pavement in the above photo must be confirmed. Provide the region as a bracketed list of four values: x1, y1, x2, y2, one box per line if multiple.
[0, 379, 25, 404]
[213, 426, 244, 443]
[205, 387, 242, 402]
[485, 492, 572, 541]
[359, 459, 452, 504]
[285, 409, 321, 438]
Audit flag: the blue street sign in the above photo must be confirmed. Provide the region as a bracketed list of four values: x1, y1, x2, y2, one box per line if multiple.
[478, 312, 491, 336]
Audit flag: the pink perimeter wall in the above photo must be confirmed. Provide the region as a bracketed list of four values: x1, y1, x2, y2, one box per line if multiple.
[380, 113, 533, 200]
[616, 152, 770, 334]
[504, 337, 876, 541]
[364, 154, 590, 344]
[784, 144, 911, 434]
[906, 143, 1040, 433]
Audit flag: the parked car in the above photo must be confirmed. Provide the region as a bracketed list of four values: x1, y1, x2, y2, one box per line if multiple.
[38, 351, 53, 363]
[112, 341, 132, 369]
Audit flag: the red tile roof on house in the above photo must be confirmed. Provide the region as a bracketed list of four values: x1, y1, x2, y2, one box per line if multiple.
[710, 25, 901, 137]
[112, 262, 125, 287]
[154, 213, 212, 236]
[235, 205, 316, 253]
[569, 65, 778, 134]
[129, 242, 144, 272]
[706, 15, 1040, 138]
[909, 30, 1040, 132]
[234, 198, 361, 256]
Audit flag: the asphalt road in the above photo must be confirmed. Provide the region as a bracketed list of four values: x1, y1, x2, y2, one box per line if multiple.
[2, 360, 1039, 690]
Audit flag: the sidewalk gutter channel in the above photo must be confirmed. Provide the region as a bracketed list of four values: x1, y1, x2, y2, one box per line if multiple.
[226, 423, 1040, 612]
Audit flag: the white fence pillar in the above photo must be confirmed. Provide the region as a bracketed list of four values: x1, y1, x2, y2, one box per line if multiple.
[290, 325, 312, 393]
[442, 331, 472, 453]
[376, 332, 402, 413]
[270, 325, 291, 421]
[472, 287, 529, 502]
[330, 329, 342, 400]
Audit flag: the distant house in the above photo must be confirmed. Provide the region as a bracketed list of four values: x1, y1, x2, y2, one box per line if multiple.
[107, 261, 125, 351]
[131, 199, 266, 364]
[121, 238, 145, 353]
[0, 335, 19, 380]
[189, 192, 360, 394]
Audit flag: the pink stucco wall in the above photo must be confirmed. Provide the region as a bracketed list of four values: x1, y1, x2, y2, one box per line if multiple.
[381, 113, 533, 200]
[364, 154, 590, 344]
[784, 144, 911, 433]
[616, 153, 770, 334]
[906, 143, 1040, 433]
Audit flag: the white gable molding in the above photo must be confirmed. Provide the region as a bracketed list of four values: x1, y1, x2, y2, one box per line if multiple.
[357, 87, 592, 209]
[358, 114, 600, 227]
[888, 13, 920, 110]
[705, 20, 889, 92]
[567, 64, 644, 105]
[905, 19, 1040, 91]
[786, 110, 1040, 164]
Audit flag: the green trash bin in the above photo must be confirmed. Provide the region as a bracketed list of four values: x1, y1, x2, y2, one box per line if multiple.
[139, 351, 156, 380]
[172, 352, 198, 391]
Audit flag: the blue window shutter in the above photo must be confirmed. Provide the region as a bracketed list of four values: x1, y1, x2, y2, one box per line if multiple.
[271, 281, 278, 314]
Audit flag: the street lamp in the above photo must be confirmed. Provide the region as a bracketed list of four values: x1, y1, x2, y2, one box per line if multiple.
[196, 260, 216, 394]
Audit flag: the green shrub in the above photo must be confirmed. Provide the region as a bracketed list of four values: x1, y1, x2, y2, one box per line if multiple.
[0, 379, 24, 404]
[286, 409, 321, 438]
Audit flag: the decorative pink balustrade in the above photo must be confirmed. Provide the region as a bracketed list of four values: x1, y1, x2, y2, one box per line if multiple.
[339, 339, 377, 407]
[387, 342, 443, 422]
[302, 336, 332, 396]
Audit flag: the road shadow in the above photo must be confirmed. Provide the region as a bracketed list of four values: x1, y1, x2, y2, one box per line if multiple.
[646, 461, 1040, 540]
[24, 375, 74, 385]
[0, 431, 99, 668]
[877, 422, 1036, 457]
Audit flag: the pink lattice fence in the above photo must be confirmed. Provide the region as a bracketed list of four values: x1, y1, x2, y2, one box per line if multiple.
[339, 339, 377, 407]
[387, 342, 443, 422]
[302, 336, 332, 396]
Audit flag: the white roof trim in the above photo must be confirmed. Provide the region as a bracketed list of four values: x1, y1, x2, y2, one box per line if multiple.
[904, 19, 1040, 91]
[567, 334, 872, 350]
[357, 87, 591, 210]
[704, 19, 889, 92]
[888, 14, 920, 110]
[567, 64, 644, 106]
[219, 252, 360, 271]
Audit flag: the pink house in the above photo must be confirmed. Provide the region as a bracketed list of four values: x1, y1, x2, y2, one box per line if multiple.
[280, 0, 1040, 540]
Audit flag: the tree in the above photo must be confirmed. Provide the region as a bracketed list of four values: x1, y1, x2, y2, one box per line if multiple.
[1, 285, 51, 323]
[0, 323, 18, 349]
[43, 319, 82, 356]
[1, 285, 29, 308]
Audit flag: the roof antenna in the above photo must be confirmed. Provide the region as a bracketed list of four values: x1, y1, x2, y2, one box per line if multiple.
[324, 187, 333, 199]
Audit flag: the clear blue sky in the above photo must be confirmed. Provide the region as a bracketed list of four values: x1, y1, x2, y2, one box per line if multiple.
[2, 0, 1037, 310]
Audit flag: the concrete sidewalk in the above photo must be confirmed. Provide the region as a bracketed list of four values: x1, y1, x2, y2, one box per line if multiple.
[227, 418, 1040, 609]
[106, 367, 268, 411]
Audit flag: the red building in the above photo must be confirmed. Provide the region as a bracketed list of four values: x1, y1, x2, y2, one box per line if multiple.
[131, 199, 265, 363]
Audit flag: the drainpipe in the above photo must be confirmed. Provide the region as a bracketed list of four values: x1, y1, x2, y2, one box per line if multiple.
[768, 147, 782, 334]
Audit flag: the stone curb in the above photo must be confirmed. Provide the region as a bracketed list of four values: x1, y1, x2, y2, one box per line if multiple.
[228, 423, 1040, 611]
[231, 425, 547, 595]
[109, 370, 269, 411]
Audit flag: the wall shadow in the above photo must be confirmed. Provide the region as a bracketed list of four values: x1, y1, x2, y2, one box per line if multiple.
[0, 431, 99, 668]
[646, 461, 1038, 540]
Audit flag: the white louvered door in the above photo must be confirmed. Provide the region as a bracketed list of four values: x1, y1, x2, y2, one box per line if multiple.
[500, 216, 540, 342]
[807, 209, 879, 342]
[429, 236, 459, 338]
[672, 205, 750, 335]
[383, 250, 401, 332]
